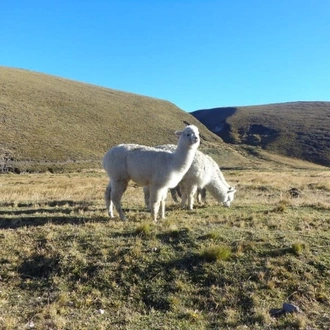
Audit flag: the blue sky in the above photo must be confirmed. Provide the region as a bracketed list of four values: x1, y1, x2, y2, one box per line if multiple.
[1, 1, 330, 112]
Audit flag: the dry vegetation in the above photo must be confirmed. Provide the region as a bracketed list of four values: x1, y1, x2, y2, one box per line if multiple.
[0, 66, 222, 172]
[192, 101, 330, 167]
[1, 169, 330, 329]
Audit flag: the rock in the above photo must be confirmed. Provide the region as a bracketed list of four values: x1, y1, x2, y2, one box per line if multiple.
[270, 302, 302, 318]
[282, 302, 301, 313]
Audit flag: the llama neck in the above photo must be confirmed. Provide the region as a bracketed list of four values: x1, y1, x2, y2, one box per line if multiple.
[172, 143, 197, 173]
[205, 177, 228, 203]
[216, 168, 230, 188]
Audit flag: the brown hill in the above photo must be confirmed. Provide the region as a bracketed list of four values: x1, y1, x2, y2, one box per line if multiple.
[1, 67, 326, 173]
[192, 102, 330, 167]
[0, 67, 222, 172]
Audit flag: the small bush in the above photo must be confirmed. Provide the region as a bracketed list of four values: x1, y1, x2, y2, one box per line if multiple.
[291, 242, 304, 255]
[135, 222, 152, 236]
[205, 231, 220, 240]
[273, 201, 287, 213]
[201, 245, 231, 262]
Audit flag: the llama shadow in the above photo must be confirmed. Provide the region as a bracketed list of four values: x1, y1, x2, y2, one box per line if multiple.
[0, 199, 108, 229]
[259, 247, 293, 258]
[0, 215, 109, 229]
[18, 254, 60, 281]
[0, 200, 92, 208]
[156, 228, 199, 252]
[0, 208, 75, 216]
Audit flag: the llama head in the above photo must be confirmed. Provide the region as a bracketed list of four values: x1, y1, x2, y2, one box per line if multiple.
[224, 187, 236, 207]
[175, 125, 200, 148]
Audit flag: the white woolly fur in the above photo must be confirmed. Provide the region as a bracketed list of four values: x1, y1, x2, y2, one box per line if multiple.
[103, 125, 200, 221]
[145, 145, 236, 210]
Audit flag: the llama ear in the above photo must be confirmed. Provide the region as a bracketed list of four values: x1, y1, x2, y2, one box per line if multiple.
[175, 130, 182, 138]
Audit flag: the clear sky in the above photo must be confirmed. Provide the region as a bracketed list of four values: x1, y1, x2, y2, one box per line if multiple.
[1, 1, 330, 112]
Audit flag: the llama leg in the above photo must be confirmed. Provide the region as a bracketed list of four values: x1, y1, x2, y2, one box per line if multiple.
[170, 188, 179, 203]
[104, 182, 114, 218]
[196, 188, 202, 204]
[187, 186, 197, 210]
[200, 188, 207, 203]
[109, 200, 114, 218]
[176, 186, 182, 198]
[181, 192, 187, 208]
[143, 186, 151, 211]
[150, 187, 166, 222]
[160, 189, 168, 219]
[196, 188, 206, 204]
[179, 184, 187, 208]
[111, 180, 128, 220]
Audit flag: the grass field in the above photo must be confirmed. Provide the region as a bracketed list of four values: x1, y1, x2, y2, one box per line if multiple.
[1, 169, 330, 329]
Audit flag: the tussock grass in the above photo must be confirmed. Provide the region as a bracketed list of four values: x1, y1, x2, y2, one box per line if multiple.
[201, 244, 231, 262]
[135, 222, 153, 237]
[0, 169, 330, 329]
[291, 242, 305, 256]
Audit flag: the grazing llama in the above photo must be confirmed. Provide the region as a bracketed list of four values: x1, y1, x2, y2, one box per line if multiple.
[144, 145, 236, 210]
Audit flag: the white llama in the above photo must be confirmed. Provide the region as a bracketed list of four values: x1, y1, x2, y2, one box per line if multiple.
[179, 153, 236, 210]
[144, 145, 236, 210]
[103, 125, 200, 221]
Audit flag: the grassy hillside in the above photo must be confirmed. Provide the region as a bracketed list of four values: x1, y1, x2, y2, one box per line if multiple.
[0, 67, 222, 172]
[1, 67, 327, 173]
[192, 102, 330, 167]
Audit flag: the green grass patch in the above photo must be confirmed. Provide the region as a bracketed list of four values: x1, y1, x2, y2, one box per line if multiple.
[135, 222, 153, 237]
[291, 242, 305, 255]
[201, 244, 232, 262]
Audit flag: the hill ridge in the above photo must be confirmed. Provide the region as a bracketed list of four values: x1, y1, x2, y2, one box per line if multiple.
[1, 66, 327, 172]
[192, 101, 330, 167]
[0, 66, 223, 172]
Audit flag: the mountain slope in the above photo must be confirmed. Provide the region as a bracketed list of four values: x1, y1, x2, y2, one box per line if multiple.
[0, 67, 222, 171]
[1, 67, 326, 173]
[192, 102, 330, 167]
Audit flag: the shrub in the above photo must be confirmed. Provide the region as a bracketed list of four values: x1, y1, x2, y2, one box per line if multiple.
[201, 245, 231, 262]
[291, 242, 304, 255]
[135, 222, 152, 236]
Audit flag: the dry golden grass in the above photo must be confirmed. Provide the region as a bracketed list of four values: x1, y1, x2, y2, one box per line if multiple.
[0, 170, 104, 205]
[1, 169, 330, 329]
